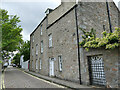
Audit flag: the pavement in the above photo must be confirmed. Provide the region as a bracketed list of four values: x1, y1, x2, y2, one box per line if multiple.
[22, 69, 93, 89]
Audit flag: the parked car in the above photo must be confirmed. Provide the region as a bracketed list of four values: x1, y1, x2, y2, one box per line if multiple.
[12, 64, 16, 67]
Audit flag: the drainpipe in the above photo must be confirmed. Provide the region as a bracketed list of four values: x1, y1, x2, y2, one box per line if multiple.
[106, 0, 112, 33]
[75, 5, 82, 84]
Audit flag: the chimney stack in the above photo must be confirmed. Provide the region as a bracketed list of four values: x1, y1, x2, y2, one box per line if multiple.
[61, 0, 76, 4]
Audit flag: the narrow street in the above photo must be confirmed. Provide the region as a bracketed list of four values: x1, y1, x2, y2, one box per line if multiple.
[2, 66, 66, 89]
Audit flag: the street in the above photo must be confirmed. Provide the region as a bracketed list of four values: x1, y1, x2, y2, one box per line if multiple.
[2, 66, 66, 89]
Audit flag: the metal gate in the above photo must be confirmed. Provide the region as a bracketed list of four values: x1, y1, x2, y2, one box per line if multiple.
[88, 55, 106, 86]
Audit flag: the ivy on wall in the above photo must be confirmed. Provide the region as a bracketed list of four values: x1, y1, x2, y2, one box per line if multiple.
[79, 27, 120, 51]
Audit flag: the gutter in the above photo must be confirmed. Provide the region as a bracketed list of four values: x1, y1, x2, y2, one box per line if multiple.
[106, 0, 112, 33]
[75, 5, 82, 84]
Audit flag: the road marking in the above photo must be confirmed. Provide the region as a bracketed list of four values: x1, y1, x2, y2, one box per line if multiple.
[18, 69, 66, 88]
[1, 72, 2, 90]
[2, 69, 6, 89]
[3, 71, 5, 89]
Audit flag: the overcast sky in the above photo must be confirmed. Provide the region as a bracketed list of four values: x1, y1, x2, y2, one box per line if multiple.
[1, 0, 120, 41]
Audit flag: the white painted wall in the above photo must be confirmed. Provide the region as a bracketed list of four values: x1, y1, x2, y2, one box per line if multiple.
[20, 55, 29, 70]
[9, 58, 12, 65]
[22, 60, 29, 70]
[20, 55, 24, 66]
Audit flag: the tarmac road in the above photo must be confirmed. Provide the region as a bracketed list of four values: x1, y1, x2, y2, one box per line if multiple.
[2, 66, 66, 89]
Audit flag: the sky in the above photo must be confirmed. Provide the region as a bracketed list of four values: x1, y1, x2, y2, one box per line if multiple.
[1, 0, 120, 41]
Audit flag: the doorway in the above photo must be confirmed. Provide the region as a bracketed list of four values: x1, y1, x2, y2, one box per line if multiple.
[49, 58, 54, 76]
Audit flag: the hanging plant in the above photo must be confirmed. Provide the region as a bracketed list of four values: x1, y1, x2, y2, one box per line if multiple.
[79, 27, 120, 51]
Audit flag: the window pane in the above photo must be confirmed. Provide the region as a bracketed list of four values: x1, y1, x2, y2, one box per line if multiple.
[36, 44, 38, 55]
[41, 41, 43, 53]
[49, 34, 52, 47]
[40, 59, 42, 69]
[40, 25, 42, 35]
[59, 56, 62, 71]
[36, 59, 38, 69]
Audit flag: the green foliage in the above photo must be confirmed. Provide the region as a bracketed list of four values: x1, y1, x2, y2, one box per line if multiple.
[0, 60, 3, 64]
[0, 9, 23, 60]
[13, 40, 30, 64]
[79, 27, 120, 50]
[11, 60, 15, 64]
[19, 41, 30, 62]
[13, 53, 21, 65]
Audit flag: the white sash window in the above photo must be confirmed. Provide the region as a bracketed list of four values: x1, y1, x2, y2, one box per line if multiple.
[41, 41, 43, 53]
[49, 34, 52, 47]
[58, 56, 62, 72]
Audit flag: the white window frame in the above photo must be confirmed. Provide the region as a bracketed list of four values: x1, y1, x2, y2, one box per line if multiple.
[49, 34, 52, 47]
[41, 41, 43, 53]
[58, 56, 62, 72]
[36, 44, 38, 55]
[36, 59, 38, 70]
[40, 25, 42, 35]
[39, 58, 42, 70]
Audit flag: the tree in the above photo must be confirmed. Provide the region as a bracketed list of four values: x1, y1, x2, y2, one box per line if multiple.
[12, 41, 30, 65]
[0, 60, 2, 64]
[0, 9, 23, 60]
[12, 53, 21, 65]
[19, 41, 30, 62]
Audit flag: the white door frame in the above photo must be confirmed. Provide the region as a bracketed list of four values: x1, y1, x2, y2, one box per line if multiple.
[49, 58, 54, 76]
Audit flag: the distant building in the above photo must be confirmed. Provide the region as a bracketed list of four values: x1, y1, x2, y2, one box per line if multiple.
[30, 0, 119, 88]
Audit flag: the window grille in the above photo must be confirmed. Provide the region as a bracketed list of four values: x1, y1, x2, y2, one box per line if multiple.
[88, 56, 106, 86]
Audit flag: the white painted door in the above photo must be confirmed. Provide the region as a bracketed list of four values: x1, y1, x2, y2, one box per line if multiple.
[49, 58, 54, 76]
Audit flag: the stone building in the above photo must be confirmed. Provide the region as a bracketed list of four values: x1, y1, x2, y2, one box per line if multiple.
[30, 0, 119, 88]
